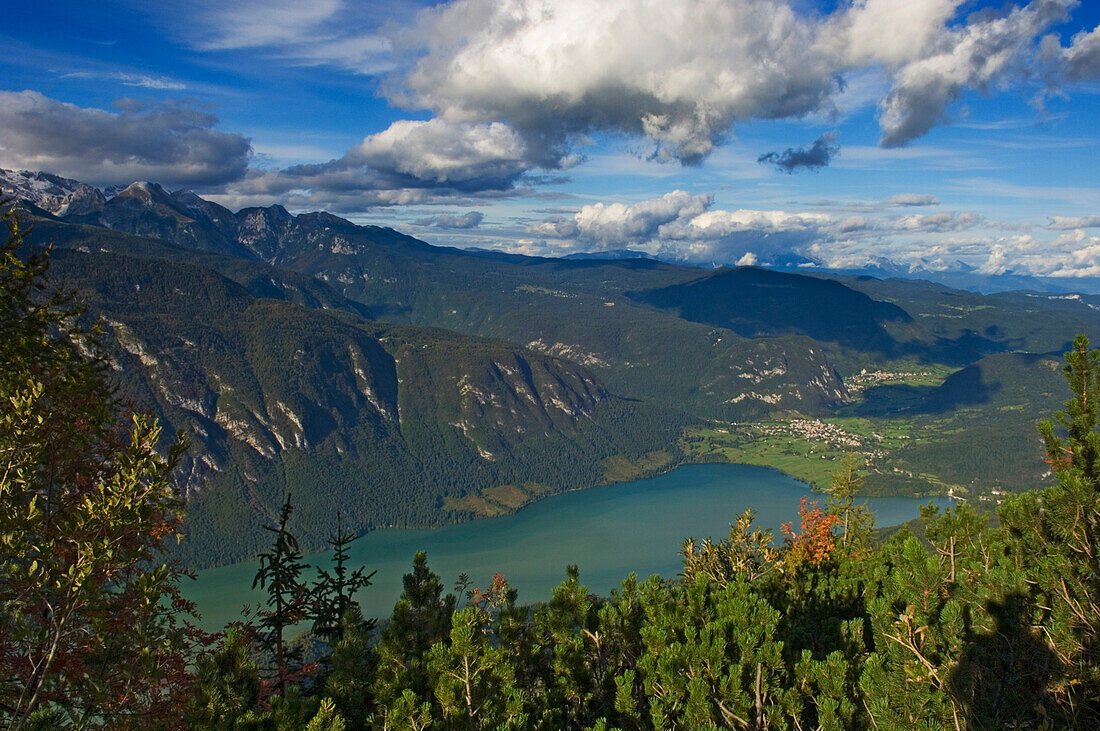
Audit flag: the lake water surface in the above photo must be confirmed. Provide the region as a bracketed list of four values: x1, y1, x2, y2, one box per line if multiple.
[187, 463, 949, 630]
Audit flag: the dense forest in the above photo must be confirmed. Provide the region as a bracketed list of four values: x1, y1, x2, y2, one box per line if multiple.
[4, 207, 1100, 729]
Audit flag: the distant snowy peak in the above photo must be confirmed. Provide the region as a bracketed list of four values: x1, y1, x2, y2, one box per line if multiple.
[0, 168, 105, 217]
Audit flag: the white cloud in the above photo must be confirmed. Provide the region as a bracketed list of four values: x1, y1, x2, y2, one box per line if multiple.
[663, 208, 831, 239]
[876, 0, 1074, 146]
[523, 187, 1099, 278]
[823, 0, 962, 68]
[389, 0, 1085, 162]
[977, 245, 1011, 275]
[194, 0, 343, 50]
[403, 0, 836, 164]
[349, 119, 528, 184]
[1046, 22, 1100, 82]
[529, 190, 712, 247]
[62, 71, 187, 90]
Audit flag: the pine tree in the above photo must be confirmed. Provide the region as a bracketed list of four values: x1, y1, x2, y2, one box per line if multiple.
[372, 551, 455, 723]
[322, 605, 375, 729]
[427, 605, 527, 729]
[1039, 334, 1100, 486]
[185, 626, 266, 729]
[680, 508, 782, 586]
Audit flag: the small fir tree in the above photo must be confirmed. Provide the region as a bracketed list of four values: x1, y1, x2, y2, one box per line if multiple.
[252, 492, 312, 694]
[311, 512, 376, 644]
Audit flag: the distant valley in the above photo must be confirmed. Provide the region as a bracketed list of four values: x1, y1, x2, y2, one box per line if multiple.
[4, 168, 1096, 567]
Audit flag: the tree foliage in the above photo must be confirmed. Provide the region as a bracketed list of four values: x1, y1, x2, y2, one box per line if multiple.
[0, 208, 198, 728]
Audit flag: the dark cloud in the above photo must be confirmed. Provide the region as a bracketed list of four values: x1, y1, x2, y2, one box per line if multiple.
[758, 134, 839, 173]
[0, 90, 250, 188]
[415, 211, 484, 229]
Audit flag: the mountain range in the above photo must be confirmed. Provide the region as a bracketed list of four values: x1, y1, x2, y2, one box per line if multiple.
[3, 167, 1098, 567]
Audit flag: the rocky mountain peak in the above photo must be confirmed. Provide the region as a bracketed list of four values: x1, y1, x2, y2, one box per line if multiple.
[0, 168, 105, 217]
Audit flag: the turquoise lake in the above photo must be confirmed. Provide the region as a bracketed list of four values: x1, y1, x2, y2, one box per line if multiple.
[186, 463, 950, 630]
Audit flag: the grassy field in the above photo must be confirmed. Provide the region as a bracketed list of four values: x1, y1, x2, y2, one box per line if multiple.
[443, 481, 555, 517]
[442, 449, 680, 518]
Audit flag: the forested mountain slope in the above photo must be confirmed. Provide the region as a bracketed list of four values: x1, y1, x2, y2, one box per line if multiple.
[36, 241, 683, 567]
[7, 170, 1100, 564]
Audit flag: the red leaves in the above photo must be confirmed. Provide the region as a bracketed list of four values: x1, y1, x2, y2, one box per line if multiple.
[469, 572, 510, 609]
[782, 498, 839, 569]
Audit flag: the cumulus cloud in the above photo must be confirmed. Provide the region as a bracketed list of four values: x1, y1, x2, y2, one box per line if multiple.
[528, 189, 840, 265]
[524, 186, 1100, 279]
[1048, 215, 1100, 229]
[835, 215, 872, 233]
[529, 190, 712, 248]
[1045, 23, 1100, 82]
[977, 244, 1011, 275]
[876, 0, 1074, 146]
[402, 0, 837, 165]
[662, 208, 831, 240]
[346, 119, 529, 187]
[758, 134, 839, 173]
[415, 211, 485, 229]
[0, 91, 250, 187]
[213, 118, 535, 211]
[950, 230, 1100, 278]
[885, 193, 941, 207]
[388, 0, 1088, 162]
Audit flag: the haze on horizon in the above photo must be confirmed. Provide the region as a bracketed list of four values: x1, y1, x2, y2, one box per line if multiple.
[3, 0, 1100, 283]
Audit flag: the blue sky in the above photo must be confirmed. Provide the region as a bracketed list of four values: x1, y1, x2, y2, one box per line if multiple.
[3, 0, 1100, 278]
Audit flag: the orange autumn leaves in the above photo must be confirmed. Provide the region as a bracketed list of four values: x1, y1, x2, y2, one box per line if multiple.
[782, 498, 841, 569]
